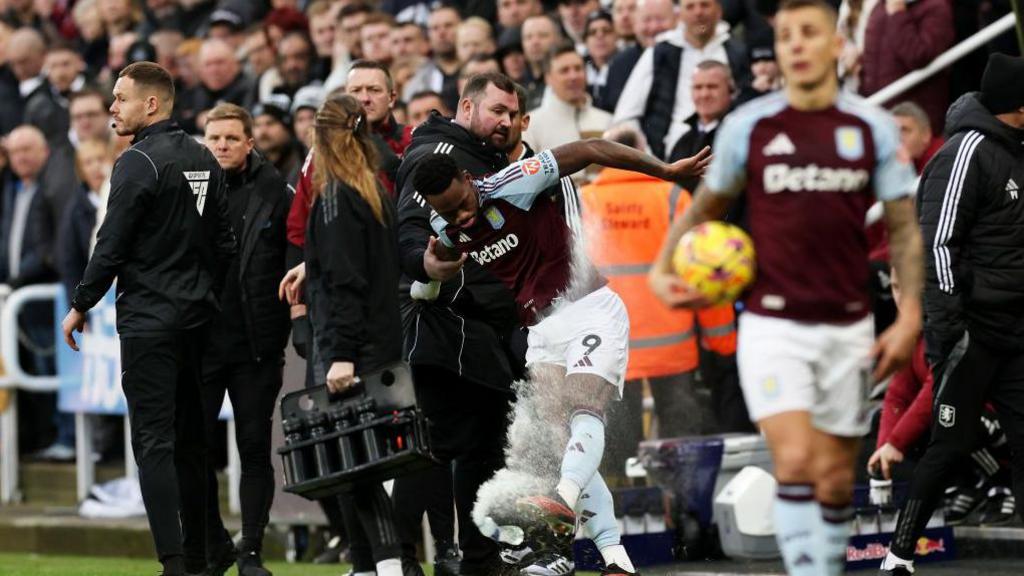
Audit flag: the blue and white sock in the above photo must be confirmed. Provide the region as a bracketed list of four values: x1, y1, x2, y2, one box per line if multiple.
[774, 483, 821, 576]
[821, 502, 854, 576]
[579, 473, 636, 572]
[557, 411, 605, 509]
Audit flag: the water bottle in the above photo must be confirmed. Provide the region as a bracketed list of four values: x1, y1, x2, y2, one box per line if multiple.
[307, 410, 338, 477]
[358, 398, 382, 462]
[329, 404, 357, 471]
[282, 417, 309, 485]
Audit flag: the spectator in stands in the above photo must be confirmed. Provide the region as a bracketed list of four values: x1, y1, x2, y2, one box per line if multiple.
[205, 10, 246, 49]
[456, 17, 496, 65]
[253, 97, 305, 185]
[201, 103, 292, 576]
[613, 0, 749, 160]
[524, 43, 612, 180]
[891, 101, 944, 175]
[323, 3, 373, 92]
[273, 31, 315, 100]
[612, 0, 638, 45]
[68, 89, 113, 147]
[308, 0, 340, 81]
[558, 0, 600, 49]
[241, 26, 276, 80]
[177, 38, 254, 134]
[361, 12, 397, 67]
[521, 15, 563, 109]
[425, 6, 462, 86]
[58, 139, 113, 304]
[44, 44, 86, 101]
[407, 90, 451, 126]
[668, 60, 732, 174]
[8, 28, 68, 144]
[496, 32, 528, 85]
[345, 60, 412, 194]
[583, 11, 618, 103]
[582, 124, 741, 479]
[150, 29, 185, 80]
[598, 0, 675, 112]
[735, 34, 780, 104]
[2, 0, 59, 43]
[292, 85, 326, 151]
[836, 0, 878, 94]
[498, 0, 544, 31]
[858, 0, 954, 133]
[456, 53, 502, 96]
[99, 0, 141, 38]
[71, 0, 107, 78]
[391, 21, 430, 61]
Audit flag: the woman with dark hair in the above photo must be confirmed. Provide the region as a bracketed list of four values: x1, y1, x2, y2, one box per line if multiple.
[304, 93, 409, 576]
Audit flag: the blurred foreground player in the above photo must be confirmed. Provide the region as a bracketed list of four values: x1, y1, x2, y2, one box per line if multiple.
[62, 62, 236, 576]
[647, 1, 924, 574]
[413, 138, 710, 575]
[880, 53, 1024, 576]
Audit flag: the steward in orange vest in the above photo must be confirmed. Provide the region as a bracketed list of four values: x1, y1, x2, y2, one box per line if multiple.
[580, 168, 736, 381]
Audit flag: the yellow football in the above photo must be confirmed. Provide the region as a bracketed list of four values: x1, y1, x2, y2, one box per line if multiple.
[672, 221, 756, 304]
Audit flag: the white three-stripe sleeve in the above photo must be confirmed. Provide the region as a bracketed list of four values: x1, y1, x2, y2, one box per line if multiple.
[931, 130, 984, 294]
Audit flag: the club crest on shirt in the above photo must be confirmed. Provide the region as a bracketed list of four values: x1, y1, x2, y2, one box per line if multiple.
[485, 206, 505, 229]
[835, 127, 864, 161]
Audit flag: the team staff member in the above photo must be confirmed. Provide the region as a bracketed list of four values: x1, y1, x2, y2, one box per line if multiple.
[304, 93, 406, 576]
[62, 62, 236, 576]
[391, 73, 529, 575]
[881, 53, 1024, 576]
[200, 103, 292, 576]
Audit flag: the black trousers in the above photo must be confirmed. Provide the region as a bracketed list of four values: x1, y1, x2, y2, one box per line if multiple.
[890, 335, 1024, 559]
[200, 356, 284, 554]
[120, 329, 209, 571]
[393, 365, 513, 571]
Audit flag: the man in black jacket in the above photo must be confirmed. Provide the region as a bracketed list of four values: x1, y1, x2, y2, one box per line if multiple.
[62, 62, 236, 576]
[880, 54, 1024, 576]
[392, 72, 525, 576]
[200, 103, 291, 576]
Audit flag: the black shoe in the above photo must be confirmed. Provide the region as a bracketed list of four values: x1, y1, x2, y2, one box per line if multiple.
[313, 534, 347, 564]
[601, 564, 638, 576]
[944, 485, 985, 525]
[979, 488, 1016, 526]
[206, 539, 237, 576]
[878, 568, 913, 576]
[434, 546, 461, 576]
[237, 550, 272, 576]
[403, 558, 426, 576]
[519, 551, 575, 576]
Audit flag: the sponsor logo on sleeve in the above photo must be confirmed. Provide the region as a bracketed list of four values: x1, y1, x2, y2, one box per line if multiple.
[521, 158, 542, 175]
[183, 171, 211, 215]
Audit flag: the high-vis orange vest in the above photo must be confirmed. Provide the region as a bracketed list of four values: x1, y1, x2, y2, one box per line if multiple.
[580, 168, 736, 381]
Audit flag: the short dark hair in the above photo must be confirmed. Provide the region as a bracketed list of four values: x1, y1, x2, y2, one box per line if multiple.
[349, 59, 395, 92]
[461, 71, 516, 103]
[413, 153, 461, 197]
[118, 61, 175, 105]
[68, 87, 109, 109]
[337, 2, 372, 22]
[206, 102, 254, 137]
[542, 42, 581, 76]
[409, 89, 444, 103]
[776, 0, 838, 24]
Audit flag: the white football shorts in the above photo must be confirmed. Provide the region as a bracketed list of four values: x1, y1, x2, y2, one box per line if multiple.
[526, 286, 630, 396]
[737, 311, 874, 437]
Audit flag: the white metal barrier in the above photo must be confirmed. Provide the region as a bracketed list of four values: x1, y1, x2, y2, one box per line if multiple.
[866, 12, 1017, 106]
[0, 283, 240, 514]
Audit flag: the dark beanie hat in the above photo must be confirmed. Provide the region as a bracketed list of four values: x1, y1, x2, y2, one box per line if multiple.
[980, 53, 1024, 115]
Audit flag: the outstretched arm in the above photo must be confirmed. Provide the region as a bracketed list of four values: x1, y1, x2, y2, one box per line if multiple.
[549, 138, 712, 182]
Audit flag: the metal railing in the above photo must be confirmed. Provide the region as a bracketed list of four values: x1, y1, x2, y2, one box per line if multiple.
[0, 283, 240, 512]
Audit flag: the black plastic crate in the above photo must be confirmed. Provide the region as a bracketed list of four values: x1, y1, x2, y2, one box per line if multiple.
[276, 362, 437, 499]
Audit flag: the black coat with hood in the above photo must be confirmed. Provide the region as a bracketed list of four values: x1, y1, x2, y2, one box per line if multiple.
[919, 92, 1024, 363]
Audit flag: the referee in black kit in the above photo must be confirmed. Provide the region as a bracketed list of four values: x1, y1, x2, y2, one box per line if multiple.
[62, 62, 235, 576]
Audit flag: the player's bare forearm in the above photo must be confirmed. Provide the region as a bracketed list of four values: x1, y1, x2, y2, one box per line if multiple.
[884, 197, 924, 319]
[551, 138, 668, 178]
[652, 184, 733, 274]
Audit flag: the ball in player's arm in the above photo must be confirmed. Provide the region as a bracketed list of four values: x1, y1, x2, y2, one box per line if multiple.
[645, 2, 924, 576]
